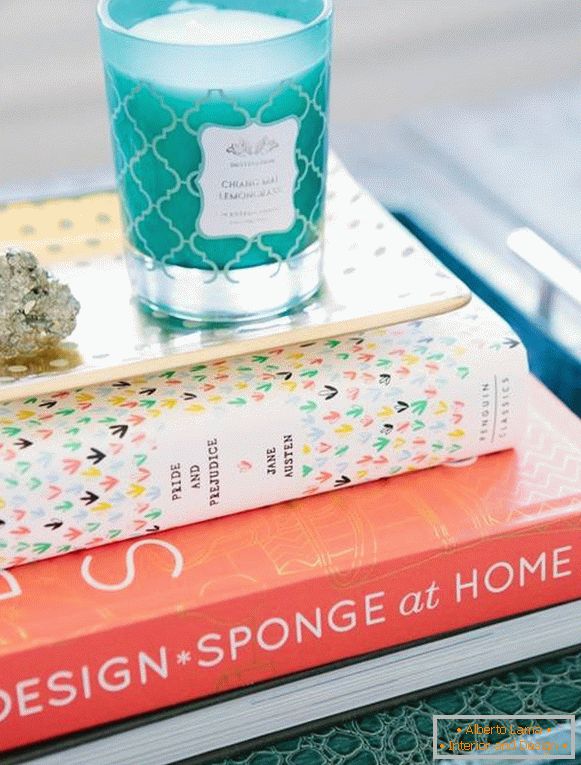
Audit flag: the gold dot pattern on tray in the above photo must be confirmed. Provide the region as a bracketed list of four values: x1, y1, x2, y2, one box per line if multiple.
[0, 344, 84, 382]
[0, 193, 123, 266]
[0, 159, 471, 402]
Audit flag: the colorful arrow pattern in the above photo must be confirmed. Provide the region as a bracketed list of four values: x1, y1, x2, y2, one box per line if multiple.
[0, 302, 525, 569]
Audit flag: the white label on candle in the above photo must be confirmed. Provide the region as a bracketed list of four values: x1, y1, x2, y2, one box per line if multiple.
[198, 119, 299, 240]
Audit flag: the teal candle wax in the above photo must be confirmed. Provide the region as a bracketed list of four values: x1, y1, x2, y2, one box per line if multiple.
[98, 1, 333, 321]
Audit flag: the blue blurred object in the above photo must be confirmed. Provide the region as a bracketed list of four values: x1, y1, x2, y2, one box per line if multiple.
[333, 81, 581, 415]
[394, 211, 580, 415]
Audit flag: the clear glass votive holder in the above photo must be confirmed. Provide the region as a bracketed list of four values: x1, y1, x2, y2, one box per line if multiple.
[97, 0, 333, 323]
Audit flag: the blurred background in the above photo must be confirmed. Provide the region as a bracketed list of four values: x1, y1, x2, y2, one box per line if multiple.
[1, 0, 579, 188]
[1, 0, 580, 410]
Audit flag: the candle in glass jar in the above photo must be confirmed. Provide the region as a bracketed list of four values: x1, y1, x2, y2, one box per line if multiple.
[98, 0, 332, 321]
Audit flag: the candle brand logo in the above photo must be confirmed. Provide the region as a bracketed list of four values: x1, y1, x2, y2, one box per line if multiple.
[226, 137, 280, 158]
[198, 119, 299, 239]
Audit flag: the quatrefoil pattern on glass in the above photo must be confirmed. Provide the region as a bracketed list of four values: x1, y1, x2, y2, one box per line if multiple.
[105, 59, 329, 277]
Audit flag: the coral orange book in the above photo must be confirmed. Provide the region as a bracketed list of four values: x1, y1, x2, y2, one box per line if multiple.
[0, 378, 580, 753]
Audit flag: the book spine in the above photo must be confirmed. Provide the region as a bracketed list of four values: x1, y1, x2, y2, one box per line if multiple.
[0, 518, 578, 751]
[0, 306, 528, 568]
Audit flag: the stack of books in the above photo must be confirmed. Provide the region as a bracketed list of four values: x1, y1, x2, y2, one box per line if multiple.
[1, 181, 580, 765]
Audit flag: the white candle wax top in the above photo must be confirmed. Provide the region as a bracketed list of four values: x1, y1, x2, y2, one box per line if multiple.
[129, 3, 306, 45]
